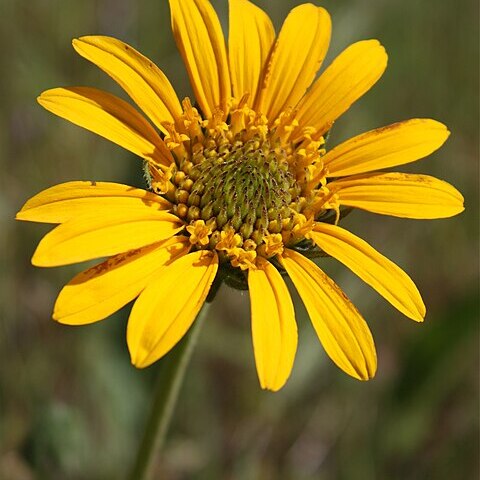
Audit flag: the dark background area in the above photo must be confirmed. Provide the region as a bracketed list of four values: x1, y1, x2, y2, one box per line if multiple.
[1, 0, 478, 478]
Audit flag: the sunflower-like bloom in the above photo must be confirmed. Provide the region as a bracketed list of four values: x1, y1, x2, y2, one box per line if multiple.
[17, 0, 464, 391]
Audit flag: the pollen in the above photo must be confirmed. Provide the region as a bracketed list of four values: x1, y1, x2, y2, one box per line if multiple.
[146, 98, 333, 268]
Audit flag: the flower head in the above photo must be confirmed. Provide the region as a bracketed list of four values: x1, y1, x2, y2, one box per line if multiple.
[17, 0, 464, 391]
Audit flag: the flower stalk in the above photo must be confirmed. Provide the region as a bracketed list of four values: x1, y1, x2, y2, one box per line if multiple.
[128, 303, 210, 480]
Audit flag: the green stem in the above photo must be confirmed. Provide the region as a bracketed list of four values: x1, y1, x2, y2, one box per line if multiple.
[128, 303, 210, 480]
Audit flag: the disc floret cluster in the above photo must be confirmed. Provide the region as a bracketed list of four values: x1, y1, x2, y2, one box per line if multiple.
[147, 97, 331, 270]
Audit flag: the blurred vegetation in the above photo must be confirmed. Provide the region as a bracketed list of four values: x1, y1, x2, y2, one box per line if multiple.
[1, 0, 478, 479]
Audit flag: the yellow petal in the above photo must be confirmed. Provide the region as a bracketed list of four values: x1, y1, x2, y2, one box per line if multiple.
[169, 0, 231, 117]
[38, 87, 173, 167]
[310, 223, 425, 321]
[330, 172, 465, 219]
[127, 250, 218, 368]
[255, 4, 331, 121]
[32, 208, 184, 267]
[54, 237, 190, 325]
[323, 119, 450, 177]
[228, 0, 275, 105]
[248, 258, 297, 391]
[72, 36, 183, 133]
[279, 249, 376, 380]
[16, 181, 171, 224]
[295, 40, 387, 139]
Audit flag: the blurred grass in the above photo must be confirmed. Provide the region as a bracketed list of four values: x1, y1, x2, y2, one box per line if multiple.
[1, 0, 478, 479]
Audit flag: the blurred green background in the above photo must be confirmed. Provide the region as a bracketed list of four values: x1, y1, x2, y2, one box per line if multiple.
[1, 0, 478, 479]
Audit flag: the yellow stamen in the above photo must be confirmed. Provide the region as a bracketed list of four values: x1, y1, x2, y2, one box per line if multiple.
[228, 248, 257, 270]
[291, 213, 315, 241]
[150, 164, 175, 195]
[261, 233, 284, 257]
[186, 219, 213, 246]
[215, 227, 243, 251]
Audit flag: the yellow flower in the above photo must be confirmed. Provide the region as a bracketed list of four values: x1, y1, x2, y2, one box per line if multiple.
[17, 0, 464, 391]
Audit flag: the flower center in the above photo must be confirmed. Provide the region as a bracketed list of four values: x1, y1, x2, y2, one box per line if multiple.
[181, 139, 301, 238]
[146, 97, 336, 267]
